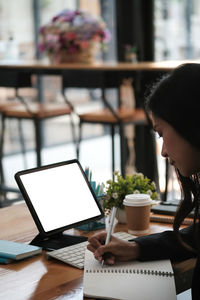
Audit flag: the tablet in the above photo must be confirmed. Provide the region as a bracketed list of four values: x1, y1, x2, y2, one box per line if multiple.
[15, 159, 104, 250]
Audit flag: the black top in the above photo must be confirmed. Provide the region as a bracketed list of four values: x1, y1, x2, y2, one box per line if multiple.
[135, 226, 199, 300]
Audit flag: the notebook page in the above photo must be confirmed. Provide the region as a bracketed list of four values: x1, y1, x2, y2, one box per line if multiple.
[83, 250, 177, 300]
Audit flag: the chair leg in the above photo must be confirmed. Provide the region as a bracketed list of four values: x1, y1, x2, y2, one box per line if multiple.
[17, 119, 28, 169]
[111, 124, 115, 178]
[69, 114, 77, 158]
[77, 121, 83, 160]
[0, 116, 23, 206]
[0, 114, 7, 205]
[0, 115, 6, 184]
[34, 118, 42, 167]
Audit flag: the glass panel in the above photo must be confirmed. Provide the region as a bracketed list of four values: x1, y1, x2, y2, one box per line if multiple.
[0, 0, 34, 60]
[154, 0, 200, 60]
[40, 0, 76, 25]
[0, 0, 115, 61]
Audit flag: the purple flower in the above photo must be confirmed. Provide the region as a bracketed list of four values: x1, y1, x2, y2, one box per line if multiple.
[37, 43, 46, 53]
[39, 26, 46, 34]
[52, 15, 59, 22]
[102, 28, 111, 42]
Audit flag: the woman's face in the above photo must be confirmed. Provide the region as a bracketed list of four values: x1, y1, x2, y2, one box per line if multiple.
[152, 114, 200, 177]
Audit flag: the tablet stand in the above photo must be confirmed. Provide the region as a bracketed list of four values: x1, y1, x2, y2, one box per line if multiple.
[30, 232, 88, 250]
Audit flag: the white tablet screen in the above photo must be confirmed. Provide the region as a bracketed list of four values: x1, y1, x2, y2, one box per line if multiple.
[19, 162, 102, 232]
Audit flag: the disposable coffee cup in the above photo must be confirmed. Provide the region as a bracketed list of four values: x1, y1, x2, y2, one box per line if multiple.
[123, 194, 152, 235]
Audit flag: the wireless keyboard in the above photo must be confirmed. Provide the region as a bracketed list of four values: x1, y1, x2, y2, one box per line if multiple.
[46, 231, 134, 269]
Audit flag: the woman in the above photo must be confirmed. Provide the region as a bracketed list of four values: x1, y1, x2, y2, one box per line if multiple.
[87, 63, 200, 299]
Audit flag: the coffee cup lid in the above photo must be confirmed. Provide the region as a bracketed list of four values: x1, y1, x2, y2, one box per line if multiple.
[123, 193, 152, 207]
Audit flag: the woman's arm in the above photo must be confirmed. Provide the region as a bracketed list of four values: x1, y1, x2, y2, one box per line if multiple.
[134, 226, 197, 262]
[87, 226, 197, 264]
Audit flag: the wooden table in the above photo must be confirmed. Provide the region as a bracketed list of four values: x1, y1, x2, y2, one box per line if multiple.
[0, 203, 195, 300]
[0, 59, 199, 71]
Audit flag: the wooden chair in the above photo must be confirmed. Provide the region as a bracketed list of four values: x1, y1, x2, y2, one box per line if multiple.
[0, 98, 26, 205]
[0, 71, 76, 187]
[78, 106, 146, 177]
[61, 71, 147, 177]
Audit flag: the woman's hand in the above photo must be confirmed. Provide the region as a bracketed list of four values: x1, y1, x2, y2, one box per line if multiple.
[87, 231, 140, 265]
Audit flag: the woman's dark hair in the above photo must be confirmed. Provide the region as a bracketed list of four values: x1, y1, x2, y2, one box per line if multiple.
[145, 63, 200, 253]
[174, 172, 200, 252]
[146, 63, 200, 151]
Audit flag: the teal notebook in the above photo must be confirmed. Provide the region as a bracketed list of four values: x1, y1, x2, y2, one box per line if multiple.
[0, 240, 42, 261]
[0, 256, 13, 264]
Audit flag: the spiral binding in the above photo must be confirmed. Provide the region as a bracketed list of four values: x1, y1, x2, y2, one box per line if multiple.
[86, 268, 174, 277]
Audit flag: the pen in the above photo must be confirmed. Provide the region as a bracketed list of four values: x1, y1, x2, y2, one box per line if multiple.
[102, 206, 117, 267]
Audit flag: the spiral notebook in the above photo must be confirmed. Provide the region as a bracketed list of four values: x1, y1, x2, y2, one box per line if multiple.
[83, 250, 177, 300]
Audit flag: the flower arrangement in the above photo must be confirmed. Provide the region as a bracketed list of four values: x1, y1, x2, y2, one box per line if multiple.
[105, 171, 158, 211]
[38, 9, 111, 63]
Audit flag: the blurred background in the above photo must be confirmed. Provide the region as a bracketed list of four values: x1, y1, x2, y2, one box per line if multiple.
[1, 0, 200, 62]
[0, 0, 199, 201]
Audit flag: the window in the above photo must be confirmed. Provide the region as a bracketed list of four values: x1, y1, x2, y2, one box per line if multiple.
[154, 0, 200, 60]
[0, 0, 115, 61]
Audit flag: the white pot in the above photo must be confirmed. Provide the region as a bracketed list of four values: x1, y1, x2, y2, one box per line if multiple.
[115, 208, 126, 224]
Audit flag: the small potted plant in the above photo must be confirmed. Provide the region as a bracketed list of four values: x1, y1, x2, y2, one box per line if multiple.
[104, 171, 158, 223]
[124, 44, 138, 62]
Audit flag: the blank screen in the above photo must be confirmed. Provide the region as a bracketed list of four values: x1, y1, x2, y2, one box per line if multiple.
[19, 162, 102, 232]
